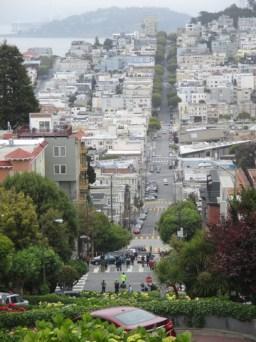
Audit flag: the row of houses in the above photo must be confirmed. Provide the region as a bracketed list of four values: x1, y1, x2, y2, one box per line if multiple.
[177, 17, 256, 125]
[15, 19, 157, 225]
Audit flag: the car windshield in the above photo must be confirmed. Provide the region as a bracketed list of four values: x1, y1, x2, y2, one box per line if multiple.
[11, 295, 22, 303]
[115, 309, 155, 325]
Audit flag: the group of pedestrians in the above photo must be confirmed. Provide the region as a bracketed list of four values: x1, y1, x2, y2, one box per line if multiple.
[101, 272, 133, 294]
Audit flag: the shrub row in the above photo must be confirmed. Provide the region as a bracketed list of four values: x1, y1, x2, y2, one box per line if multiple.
[1, 293, 256, 331]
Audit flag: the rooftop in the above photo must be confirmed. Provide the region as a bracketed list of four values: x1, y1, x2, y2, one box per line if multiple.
[180, 140, 251, 155]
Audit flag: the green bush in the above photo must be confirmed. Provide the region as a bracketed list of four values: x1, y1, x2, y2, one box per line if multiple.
[1, 293, 256, 332]
[7, 313, 192, 342]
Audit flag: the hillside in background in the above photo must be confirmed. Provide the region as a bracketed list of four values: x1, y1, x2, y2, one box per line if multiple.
[192, 4, 256, 27]
[17, 7, 190, 37]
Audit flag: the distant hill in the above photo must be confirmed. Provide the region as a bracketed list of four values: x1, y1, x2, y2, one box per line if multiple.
[192, 4, 256, 27]
[17, 7, 190, 37]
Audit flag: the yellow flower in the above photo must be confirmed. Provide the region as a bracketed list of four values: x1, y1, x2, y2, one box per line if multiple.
[162, 337, 176, 342]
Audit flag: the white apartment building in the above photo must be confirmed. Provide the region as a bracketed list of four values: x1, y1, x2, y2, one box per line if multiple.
[239, 33, 256, 50]
[238, 17, 256, 32]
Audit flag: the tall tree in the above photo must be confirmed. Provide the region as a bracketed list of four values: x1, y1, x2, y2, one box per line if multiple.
[9, 245, 62, 294]
[158, 200, 202, 243]
[4, 173, 78, 258]
[208, 188, 256, 302]
[208, 218, 256, 303]
[0, 42, 38, 129]
[155, 231, 224, 298]
[0, 233, 14, 287]
[0, 187, 40, 249]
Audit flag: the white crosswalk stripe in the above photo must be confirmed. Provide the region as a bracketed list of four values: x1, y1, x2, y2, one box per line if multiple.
[90, 264, 151, 274]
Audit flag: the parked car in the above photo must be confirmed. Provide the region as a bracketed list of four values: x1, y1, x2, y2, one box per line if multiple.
[0, 293, 29, 307]
[127, 245, 147, 253]
[91, 306, 176, 336]
[163, 178, 169, 185]
[134, 223, 142, 230]
[132, 227, 141, 234]
[91, 254, 116, 265]
[145, 195, 155, 201]
[156, 165, 161, 173]
[139, 213, 147, 220]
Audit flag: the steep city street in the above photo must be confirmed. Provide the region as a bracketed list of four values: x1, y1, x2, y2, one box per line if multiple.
[82, 44, 175, 292]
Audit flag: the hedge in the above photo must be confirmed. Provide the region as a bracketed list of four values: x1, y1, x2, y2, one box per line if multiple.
[1, 293, 256, 331]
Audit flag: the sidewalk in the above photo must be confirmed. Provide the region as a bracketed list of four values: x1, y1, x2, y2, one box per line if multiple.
[176, 329, 256, 342]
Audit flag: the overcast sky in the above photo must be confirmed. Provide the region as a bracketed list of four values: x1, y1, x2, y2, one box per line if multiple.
[1, 0, 242, 24]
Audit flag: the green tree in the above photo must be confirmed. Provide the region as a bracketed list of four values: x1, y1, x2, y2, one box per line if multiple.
[39, 208, 71, 261]
[155, 231, 223, 298]
[105, 223, 132, 252]
[237, 111, 251, 121]
[152, 93, 162, 108]
[155, 64, 164, 76]
[0, 187, 40, 250]
[103, 38, 113, 51]
[0, 233, 14, 286]
[148, 117, 161, 131]
[230, 142, 256, 169]
[87, 155, 96, 184]
[9, 245, 62, 294]
[93, 36, 101, 48]
[57, 265, 79, 291]
[4, 173, 78, 256]
[168, 95, 181, 107]
[79, 210, 131, 255]
[0, 42, 38, 128]
[158, 200, 202, 243]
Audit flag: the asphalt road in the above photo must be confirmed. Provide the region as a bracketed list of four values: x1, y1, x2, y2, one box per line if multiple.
[79, 44, 176, 293]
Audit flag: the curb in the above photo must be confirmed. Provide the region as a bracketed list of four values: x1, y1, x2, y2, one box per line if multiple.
[176, 328, 256, 341]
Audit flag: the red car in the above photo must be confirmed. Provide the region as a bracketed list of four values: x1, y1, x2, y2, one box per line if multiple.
[132, 227, 141, 234]
[91, 306, 176, 336]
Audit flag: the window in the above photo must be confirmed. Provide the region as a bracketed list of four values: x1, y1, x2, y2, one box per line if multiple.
[54, 164, 67, 175]
[53, 146, 66, 157]
[39, 121, 50, 132]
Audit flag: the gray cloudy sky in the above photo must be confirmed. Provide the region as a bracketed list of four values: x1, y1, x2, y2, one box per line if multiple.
[1, 0, 241, 24]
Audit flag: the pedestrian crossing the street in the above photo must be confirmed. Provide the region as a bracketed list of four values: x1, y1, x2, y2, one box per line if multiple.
[91, 263, 152, 274]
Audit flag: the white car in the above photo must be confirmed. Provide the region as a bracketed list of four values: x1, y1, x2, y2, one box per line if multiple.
[163, 178, 169, 185]
[0, 292, 29, 307]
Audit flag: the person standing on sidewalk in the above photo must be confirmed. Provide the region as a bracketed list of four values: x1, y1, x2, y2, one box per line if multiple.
[101, 280, 106, 293]
[114, 280, 120, 294]
[120, 272, 127, 289]
[128, 284, 133, 294]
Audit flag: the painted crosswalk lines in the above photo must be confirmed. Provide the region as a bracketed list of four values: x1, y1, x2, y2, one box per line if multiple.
[90, 264, 151, 274]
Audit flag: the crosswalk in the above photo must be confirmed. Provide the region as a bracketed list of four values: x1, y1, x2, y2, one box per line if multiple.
[72, 273, 89, 292]
[145, 207, 166, 213]
[134, 234, 160, 240]
[90, 263, 152, 274]
[145, 199, 172, 206]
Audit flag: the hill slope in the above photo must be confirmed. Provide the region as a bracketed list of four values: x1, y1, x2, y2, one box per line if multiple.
[192, 4, 256, 27]
[19, 7, 190, 37]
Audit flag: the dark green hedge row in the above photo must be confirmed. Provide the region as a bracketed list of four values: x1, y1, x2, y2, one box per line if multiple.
[1, 294, 256, 331]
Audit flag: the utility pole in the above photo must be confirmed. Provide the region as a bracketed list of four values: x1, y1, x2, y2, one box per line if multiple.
[110, 174, 113, 223]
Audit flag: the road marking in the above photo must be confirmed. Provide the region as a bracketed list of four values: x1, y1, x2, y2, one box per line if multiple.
[93, 266, 100, 273]
[138, 265, 145, 272]
[127, 265, 133, 272]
